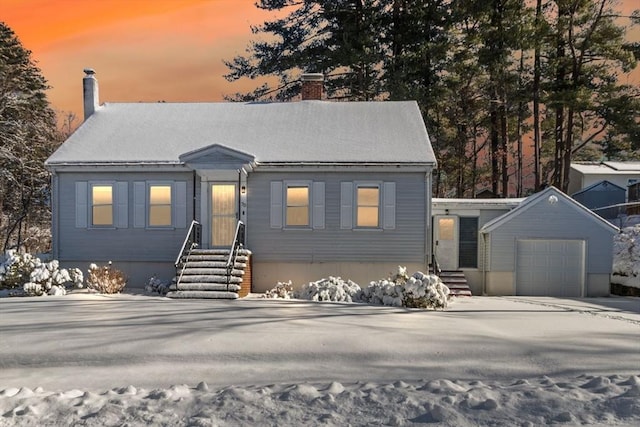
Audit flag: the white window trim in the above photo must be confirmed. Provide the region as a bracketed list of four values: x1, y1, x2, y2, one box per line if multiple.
[147, 181, 175, 229]
[341, 181, 395, 231]
[284, 180, 312, 229]
[133, 180, 188, 230]
[354, 181, 382, 229]
[89, 181, 115, 228]
[270, 180, 325, 230]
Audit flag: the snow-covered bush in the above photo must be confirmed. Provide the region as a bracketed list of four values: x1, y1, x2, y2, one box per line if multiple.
[263, 281, 294, 299]
[86, 262, 127, 294]
[402, 272, 450, 309]
[264, 267, 449, 309]
[145, 275, 170, 295]
[360, 266, 449, 309]
[294, 276, 361, 302]
[612, 225, 640, 289]
[0, 251, 84, 296]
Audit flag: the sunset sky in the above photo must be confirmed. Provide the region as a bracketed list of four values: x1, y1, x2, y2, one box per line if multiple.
[3, 0, 639, 125]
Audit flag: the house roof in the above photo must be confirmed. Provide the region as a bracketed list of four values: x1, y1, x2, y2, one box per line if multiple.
[432, 198, 524, 209]
[571, 161, 640, 175]
[480, 186, 619, 234]
[571, 180, 626, 196]
[46, 101, 436, 167]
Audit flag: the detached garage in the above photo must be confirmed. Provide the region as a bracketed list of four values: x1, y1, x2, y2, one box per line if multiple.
[480, 187, 618, 297]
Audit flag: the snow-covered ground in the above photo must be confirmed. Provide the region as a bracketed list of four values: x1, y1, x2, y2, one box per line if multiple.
[0, 293, 638, 426]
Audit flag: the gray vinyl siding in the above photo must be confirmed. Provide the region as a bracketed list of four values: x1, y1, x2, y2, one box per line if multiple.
[477, 209, 512, 271]
[247, 171, 427, 263]
[55, 171, 194, 263]
[487, 200, 613, 274]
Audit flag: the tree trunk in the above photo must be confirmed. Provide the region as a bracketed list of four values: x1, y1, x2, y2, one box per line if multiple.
[532, 0, 542, 191]
[490, 105, 500, 196]
[500, 101, 509, 197]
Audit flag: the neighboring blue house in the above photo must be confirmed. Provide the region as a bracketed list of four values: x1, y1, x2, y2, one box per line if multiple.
[45, 71, 437, 295]
[571, 180, 626, 221]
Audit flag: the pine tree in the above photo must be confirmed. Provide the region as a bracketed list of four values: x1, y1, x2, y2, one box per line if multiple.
[0, 22, 59, 252]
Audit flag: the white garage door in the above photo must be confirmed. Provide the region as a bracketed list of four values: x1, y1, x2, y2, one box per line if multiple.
[516, 239, 585, 297]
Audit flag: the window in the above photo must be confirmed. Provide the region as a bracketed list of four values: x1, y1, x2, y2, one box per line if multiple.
[340, 181, 395, 230]
[286, 185, 310, 226]
[91, 185, 113, 226]
[458, 217, 478, 268]
[149, 185, 172, 227]
[356, 185, 380, 227]
[270, 181, 324, 230]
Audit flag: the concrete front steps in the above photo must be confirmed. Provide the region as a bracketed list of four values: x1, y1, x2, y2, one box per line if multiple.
[167, 248, 251, 299]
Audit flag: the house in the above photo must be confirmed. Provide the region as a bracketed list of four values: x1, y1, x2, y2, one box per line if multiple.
[45, 71, 437, 295]
[571, 180, 626, 221]
[431, 197, 524, 295]
[569, 162, 640, 227]
[569, 161, 640, 202]
[479, 186, 619, 297]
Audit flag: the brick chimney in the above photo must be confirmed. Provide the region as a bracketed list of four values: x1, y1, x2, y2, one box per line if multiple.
[83, 68, 99, 120]
[301, 73, 324, 100]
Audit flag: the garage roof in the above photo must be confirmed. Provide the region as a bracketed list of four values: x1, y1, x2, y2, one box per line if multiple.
[480, 186, 619, 234]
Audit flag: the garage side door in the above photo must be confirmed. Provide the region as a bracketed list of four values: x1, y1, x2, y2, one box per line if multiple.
[516, 239, 585, 297]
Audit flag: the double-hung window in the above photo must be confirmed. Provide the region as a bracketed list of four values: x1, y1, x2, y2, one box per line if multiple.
[133, 181, 187, 229]
[341, 181, 395, 230]
[270, 181, 324, 230]
[356, 185, 380, 228]
[286, 185, 310, 227]
[91, 184, 113, 226]
[76, 181, 128, 229]
[149, 184, 172, 227]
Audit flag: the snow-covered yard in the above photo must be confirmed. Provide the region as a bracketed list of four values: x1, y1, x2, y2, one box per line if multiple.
[0, 294, 638, 426]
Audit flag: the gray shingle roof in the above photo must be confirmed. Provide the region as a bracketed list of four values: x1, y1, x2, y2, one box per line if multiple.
[46, 100, 436, 166]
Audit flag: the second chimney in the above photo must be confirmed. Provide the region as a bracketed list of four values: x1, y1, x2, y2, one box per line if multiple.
[301, 73, 324, 101]
[83, 68, 99, 121]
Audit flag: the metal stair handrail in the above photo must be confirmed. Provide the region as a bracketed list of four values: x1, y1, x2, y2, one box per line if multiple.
[175, 220, 202, 284]
[431, 252, 442, 276]
[226, 221, 245, 291]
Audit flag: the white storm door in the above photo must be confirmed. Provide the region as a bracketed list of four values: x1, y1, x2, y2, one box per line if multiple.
[434, 215, 458, 270]
[211, 184, 237, 247]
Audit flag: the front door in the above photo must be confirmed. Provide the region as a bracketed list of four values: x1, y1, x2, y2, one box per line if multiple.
[434, 215, 458, 270]
[211, 183, 237, 247]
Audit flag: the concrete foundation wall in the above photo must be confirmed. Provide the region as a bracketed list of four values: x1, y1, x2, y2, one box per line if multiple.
[60, 260, 175, 289]
[484, 272, 514, 296]
[252, 261, 427, 293]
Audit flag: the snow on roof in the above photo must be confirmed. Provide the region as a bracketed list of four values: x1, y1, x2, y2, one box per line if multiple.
[46, 101, 436, 166]
[480, 186, 619, 234]
[432, 198, 525, 209]
[571, 161, 640, 175]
